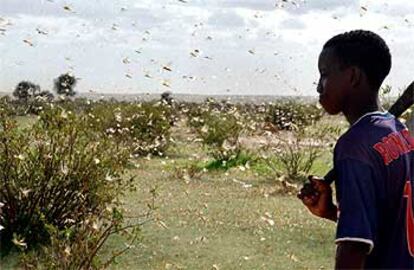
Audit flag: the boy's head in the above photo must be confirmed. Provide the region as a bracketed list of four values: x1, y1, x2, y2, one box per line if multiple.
[323, 30, 391, 91]
[317, 30, 391, 115]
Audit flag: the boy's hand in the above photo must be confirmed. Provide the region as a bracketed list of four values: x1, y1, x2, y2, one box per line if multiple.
[297, 176, 337, 221]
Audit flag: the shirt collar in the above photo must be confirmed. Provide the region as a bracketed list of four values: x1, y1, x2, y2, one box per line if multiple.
[351, 110, 390, 127]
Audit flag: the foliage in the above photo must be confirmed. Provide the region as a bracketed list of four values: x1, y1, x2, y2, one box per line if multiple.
[0, 106, 134, 257]
[265, 124, 341, 182]
[55, 97, 94, 114]
[87, 101, 173, 157]
[10, 82, 56, 115]
[54, 73, 77, 97]
[265, 100, 324, 131]
[19, 206, 145, 269]
[0, 96, 16, 116]
[0, 97, 344, 268]
[37, 90, 54, 102]
[13, 81, 40, 101]
[160, 91, 174, 105]
[204, 151, 254, 171]
[187, 101, 245, 165]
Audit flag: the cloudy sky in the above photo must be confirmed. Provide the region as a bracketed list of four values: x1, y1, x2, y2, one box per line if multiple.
[0, 0, 413, 96]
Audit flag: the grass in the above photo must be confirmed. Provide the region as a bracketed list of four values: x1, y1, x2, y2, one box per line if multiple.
[100, 157, 336, 270]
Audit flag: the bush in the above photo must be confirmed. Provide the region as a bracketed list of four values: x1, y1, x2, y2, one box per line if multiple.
[204, 151, 254, 171]
[187, 103, 245, 165]
[0, 96, 16, 117]
[87, 101, 173, 157]
[265, 124, 341, 182]
[19, 206, 143, 269]
[265, 100, 324, 131]
[0, 106, 133, 256]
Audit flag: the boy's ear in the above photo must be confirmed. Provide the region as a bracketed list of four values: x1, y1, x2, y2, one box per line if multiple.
[349, 66, 362, 87]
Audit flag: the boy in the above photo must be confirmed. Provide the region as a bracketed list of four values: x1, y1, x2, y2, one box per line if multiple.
[298, 30, 414, 269]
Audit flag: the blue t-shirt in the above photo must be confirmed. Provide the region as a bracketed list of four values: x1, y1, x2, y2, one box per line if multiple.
[333, 111, 414, 269]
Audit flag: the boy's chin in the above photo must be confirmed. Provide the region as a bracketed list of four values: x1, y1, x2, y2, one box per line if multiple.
[320, 103, 341, 115]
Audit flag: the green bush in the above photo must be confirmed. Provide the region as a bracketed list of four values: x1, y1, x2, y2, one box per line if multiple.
[204, 151, 254, 171]
[55, 97, 94, 114]
[265, 100, 324, 131]
[87, 101, 173, 157]
[0, 96, 16, 117]
[0, 106, 132, 256]
[187, 103, 245, 165]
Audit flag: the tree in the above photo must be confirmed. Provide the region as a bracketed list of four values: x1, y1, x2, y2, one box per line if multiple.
[160, 91, 174, 105]
[54, 73, 77, 97]
[13, 81, 40, 101]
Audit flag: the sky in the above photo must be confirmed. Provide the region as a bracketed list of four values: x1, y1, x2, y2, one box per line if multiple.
[0, 0, 414, 96]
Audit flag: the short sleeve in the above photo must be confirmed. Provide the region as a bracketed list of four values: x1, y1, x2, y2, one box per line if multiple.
[334, 158, 378, 253]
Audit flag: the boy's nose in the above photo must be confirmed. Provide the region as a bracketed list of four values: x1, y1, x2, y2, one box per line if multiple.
[317, 81, 323, 94]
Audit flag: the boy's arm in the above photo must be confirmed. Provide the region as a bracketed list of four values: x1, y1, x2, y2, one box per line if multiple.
[335, 241, 370, 269]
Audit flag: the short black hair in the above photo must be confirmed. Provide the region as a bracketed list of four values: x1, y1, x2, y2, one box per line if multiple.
[323, 30, 391, 90]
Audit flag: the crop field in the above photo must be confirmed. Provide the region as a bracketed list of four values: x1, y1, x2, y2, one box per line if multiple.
[0, 97, 347, 269]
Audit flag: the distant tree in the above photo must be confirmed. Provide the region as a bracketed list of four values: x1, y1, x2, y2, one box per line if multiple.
[160, 91, 174, 105]
[54, 73, 77, 97]
[13, 81, 40, 101]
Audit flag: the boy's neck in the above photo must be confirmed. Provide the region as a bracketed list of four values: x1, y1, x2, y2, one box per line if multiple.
[343, 95, 382, 125]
